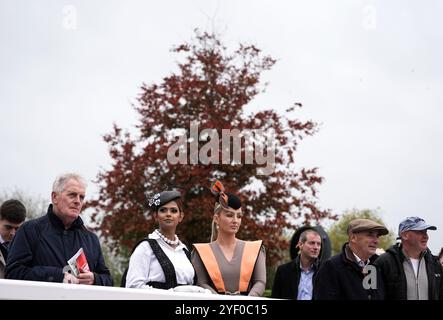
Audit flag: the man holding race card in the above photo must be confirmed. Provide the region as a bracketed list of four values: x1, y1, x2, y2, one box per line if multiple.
[5, 173, 113, 286]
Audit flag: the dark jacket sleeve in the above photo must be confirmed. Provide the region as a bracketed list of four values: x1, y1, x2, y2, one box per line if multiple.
[313, 259, 340, 300]
[5, 223, 64, 282]
[373, 254, 389, 293]
[90, 234, 113, 286]
[271, 265, 283, 298]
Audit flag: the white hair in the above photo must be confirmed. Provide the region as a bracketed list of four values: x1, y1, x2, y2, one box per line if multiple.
[52, 173, 87, 193]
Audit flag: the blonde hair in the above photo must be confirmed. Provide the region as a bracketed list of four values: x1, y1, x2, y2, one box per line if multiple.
[210, 203, 223, 242]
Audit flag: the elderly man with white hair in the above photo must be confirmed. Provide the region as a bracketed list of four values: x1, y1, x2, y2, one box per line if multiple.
[5, 173, 113, 286]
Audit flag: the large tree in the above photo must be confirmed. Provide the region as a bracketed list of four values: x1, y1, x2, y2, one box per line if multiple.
[88, 31, 335, 266]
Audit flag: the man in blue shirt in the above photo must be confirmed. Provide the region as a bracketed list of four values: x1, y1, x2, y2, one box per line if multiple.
[272, 229, 321, 299]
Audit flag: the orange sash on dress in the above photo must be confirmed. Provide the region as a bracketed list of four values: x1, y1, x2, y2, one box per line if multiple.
[193, 240, 262, 293]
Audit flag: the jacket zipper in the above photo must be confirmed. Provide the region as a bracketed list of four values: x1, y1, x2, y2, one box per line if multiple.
[416, 258, 421, 299]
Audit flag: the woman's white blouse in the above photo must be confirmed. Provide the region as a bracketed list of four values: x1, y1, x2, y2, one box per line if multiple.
[125, 232, 195, 289]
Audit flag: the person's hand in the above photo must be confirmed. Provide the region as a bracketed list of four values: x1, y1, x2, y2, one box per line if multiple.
[63, 272, 79, 284]
[77, 268, 95, 285]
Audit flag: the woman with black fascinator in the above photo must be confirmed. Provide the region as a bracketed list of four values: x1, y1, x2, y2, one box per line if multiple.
[124, 189, 200, 291]
[191, 180, 266, 296]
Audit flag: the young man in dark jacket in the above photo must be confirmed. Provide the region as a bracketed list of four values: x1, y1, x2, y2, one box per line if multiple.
[313, 219, 388, 300]
[272, 229, 322, 299]
[0, 199, 26, 279]
[5, 173, 113, 286]
[375, 216, 442, 300]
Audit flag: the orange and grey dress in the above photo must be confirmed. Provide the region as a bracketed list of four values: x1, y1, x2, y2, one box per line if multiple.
[191, 240, 266, 296]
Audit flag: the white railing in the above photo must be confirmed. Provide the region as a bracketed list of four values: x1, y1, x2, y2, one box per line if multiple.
[0, 279, 268, 300]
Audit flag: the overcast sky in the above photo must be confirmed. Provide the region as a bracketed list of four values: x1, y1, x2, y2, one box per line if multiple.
[1, 0, 442, 253]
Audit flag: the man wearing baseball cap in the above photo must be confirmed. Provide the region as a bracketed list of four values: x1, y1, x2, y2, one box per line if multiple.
[313, 218, 388, 300]
[375, 217, 443, 300]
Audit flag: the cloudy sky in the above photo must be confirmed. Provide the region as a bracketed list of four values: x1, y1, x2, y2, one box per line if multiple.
[1, 0, 442, 253]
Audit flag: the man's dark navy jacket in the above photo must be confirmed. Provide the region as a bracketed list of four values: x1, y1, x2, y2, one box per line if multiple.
[313, 243, 384, 300]
[5, 204, 113, 286]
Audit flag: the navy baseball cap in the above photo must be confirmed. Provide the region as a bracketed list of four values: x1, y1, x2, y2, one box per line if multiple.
[398, 216, 437, 238]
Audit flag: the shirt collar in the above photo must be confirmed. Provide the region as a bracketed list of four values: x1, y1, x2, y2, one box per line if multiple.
[299, 260, 315, 272]
[352, 252, 369, 266]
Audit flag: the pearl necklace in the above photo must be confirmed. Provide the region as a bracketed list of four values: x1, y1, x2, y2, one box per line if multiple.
[155, 229, 179, 246]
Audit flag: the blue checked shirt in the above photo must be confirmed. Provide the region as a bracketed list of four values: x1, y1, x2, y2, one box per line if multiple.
[297, 263, 315, 300]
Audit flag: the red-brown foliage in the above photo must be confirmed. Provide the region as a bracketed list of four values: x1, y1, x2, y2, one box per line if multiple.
[87, 31, 336, 266]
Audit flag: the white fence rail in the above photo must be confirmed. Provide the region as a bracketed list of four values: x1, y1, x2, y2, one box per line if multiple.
[0, 279, 267, 300]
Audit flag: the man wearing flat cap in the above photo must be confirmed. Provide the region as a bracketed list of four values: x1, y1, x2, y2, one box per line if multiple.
[375, 217, 443, 300]
[313, 219, 388, 300]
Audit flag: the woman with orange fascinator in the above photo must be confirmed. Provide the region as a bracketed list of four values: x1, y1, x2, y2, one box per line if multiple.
[191, 180, 266, 296]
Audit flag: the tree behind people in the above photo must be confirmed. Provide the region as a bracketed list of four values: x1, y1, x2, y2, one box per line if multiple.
[87, 30, 336, 266]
